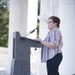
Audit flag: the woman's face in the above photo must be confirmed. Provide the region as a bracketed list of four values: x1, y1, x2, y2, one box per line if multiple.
[47, 19, 54, 30]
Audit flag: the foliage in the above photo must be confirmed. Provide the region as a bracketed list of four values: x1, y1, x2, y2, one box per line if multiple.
[0, 0, 9, 47]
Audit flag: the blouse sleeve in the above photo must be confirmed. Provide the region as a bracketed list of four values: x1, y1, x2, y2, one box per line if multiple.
[50, 31, 61, 47]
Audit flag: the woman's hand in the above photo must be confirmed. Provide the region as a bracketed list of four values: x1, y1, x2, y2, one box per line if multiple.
[34, 38, 43, 44]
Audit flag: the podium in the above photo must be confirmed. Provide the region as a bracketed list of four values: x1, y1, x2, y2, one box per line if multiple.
[11, 32, 42, 75]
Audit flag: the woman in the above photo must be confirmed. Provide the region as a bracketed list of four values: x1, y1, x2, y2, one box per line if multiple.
[36, 16, 63, 75]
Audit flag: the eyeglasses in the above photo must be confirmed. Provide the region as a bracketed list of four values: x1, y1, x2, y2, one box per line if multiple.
[47, 21, 53, 24]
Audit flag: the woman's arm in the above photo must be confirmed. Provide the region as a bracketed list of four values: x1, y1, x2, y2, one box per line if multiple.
[36, 38, 57, 48]
[35, 30, 61, 48]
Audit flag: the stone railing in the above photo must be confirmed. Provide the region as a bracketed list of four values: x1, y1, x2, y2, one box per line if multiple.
[0, 47, 10, 75]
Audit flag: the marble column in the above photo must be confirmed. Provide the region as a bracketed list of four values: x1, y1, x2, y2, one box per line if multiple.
[37, 1, 51, 75]
[59, 0, 75, 75]
[38, 0, 60, 75]
[8, 0, 28, 72]
[8, 0, 38, 73]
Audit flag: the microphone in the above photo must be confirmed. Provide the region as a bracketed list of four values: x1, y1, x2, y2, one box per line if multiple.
[29, 27, 38, 34]
[25, 27, 38, 37]
[25, 27, 38, 50]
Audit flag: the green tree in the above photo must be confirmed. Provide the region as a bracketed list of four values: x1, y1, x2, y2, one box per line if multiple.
[0, 0, 9, 47]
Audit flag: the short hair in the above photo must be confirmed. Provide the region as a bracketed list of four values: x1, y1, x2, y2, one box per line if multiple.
[49, 16, 60, 28]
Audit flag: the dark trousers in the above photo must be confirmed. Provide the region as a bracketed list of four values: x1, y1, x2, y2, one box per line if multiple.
[46, 53, 63, 75]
